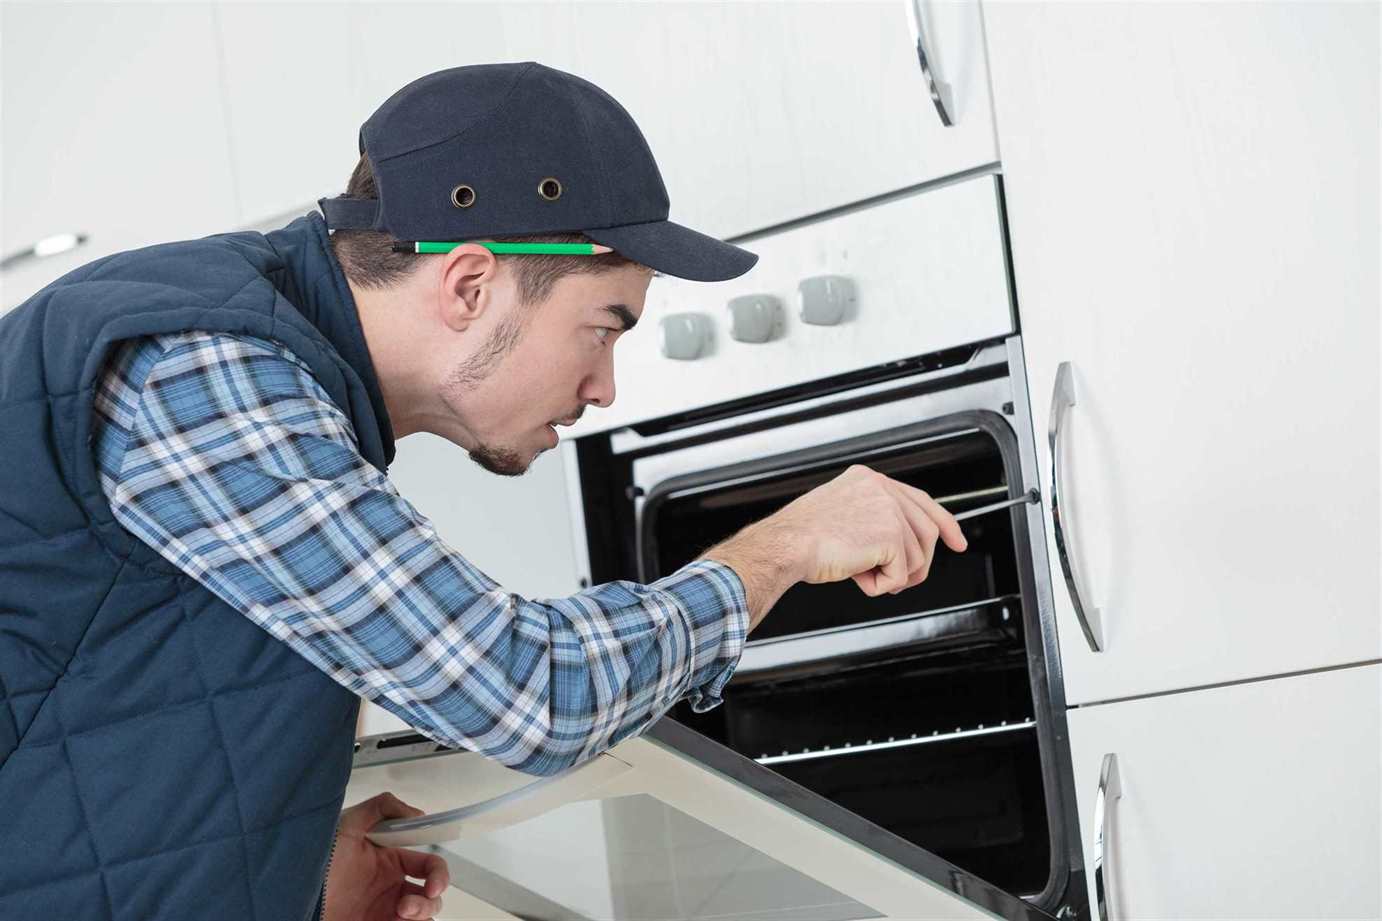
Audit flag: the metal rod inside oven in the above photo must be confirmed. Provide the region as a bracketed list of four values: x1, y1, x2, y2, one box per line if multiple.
[933, 484, 1007, 506]
[950, 487, 1041, 522]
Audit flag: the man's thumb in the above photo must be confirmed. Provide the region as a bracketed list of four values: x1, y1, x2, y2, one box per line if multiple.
[345, 791, 426, 831]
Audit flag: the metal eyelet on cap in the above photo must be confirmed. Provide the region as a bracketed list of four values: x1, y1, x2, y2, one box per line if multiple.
[451, 184, 476, 209]
[538, 177, 562, 201]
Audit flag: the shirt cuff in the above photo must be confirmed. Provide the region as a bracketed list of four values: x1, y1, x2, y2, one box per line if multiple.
[649, 559, 750, 713]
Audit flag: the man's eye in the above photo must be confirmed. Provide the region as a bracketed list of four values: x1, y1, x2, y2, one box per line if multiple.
[594, 328, 616, 344]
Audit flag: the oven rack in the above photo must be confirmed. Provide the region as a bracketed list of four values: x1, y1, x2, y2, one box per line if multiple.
[733, 594, 1021, 682]
[754, 718, 1037, 766]
[665, 475, 1011, 516]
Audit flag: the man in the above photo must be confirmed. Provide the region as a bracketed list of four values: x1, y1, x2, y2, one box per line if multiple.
[0, 63, 966, 920]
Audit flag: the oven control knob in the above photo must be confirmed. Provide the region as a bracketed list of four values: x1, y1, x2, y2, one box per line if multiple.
[797, 274, 855, 326]
[726, 294, 782, 344]
[659, 312, 710, 360]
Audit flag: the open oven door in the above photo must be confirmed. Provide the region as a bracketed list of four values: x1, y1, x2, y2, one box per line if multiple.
[346, 719, 1055, 921]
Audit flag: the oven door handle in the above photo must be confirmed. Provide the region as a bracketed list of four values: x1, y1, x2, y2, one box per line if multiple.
[365, 752, 632, 847]
[1048, 360, 1104, 652]
[1093, 752, 1123, 920]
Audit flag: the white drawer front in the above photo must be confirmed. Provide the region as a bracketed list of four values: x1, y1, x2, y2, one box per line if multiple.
[1067, 664, 1382, 919]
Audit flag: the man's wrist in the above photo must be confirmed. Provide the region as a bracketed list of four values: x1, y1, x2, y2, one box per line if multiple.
[700, 518, 803, 632]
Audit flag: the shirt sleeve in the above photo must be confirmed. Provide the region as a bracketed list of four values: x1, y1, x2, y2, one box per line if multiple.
[97, 330, 749, 776]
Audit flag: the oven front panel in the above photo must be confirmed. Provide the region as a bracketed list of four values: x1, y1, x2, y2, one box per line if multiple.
[569, 337, 1085, 915]
[563, 174, 1015, 438]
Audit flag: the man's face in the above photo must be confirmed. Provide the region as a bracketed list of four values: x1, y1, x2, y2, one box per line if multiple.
[438, 263, 650, 476]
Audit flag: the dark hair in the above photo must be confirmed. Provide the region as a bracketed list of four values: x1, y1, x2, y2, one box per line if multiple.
[328, 155, 652, 306]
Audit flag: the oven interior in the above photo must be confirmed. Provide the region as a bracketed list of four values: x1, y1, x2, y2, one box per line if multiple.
[639, 426, 1054, 897]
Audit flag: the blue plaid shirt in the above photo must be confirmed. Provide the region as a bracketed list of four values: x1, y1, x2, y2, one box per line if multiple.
[91, 330, 748, 776]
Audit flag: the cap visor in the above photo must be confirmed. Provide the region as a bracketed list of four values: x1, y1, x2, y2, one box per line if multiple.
[583, 219, 758, 282]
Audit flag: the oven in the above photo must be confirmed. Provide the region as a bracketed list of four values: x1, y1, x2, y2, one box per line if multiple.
[345, 174, 1087, 921]
[571, 335, 1083, 912]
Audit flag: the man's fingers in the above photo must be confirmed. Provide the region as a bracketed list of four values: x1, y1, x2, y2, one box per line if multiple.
[893, 480, 968, 553]
[339, 791, 424, 835]
[878, 480, 941, 589]
[894, 510, 926, 593]
[886, 507, 922, 584]
[855, 495, 932, 597]
[395, 848, 451, 897]
[395, 882, 443, 921]
[852, 569, 881, 596]
[886, 485, 941, 588]
[366, 792, 425, 825]
[869, 516, 912, 596]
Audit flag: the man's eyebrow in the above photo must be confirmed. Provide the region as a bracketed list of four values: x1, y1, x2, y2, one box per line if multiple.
[601, 303, 638, 331]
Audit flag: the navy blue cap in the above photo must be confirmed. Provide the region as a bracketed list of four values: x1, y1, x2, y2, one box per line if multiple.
[319, 62, 758, 283]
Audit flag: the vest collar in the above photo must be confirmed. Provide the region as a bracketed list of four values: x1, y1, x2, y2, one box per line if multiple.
[264, 212, 397, 467]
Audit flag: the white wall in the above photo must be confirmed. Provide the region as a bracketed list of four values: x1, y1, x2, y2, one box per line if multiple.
[389, 433, 582, 601]
[358, 434, 584, 737]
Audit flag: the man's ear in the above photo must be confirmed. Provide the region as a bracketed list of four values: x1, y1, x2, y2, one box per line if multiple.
[438, 244, 500, 333]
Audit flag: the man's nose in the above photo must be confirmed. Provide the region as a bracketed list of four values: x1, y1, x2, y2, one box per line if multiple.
[579, 358, 617, 409]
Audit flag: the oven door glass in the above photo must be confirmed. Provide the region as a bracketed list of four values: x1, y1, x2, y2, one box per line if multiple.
[346, 723, 1052, 921]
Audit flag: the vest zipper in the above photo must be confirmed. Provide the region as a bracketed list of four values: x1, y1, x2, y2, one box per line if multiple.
[317, 829, 339, 921]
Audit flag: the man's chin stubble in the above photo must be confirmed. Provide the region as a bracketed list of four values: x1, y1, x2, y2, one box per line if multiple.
[467, 443, 530, 477]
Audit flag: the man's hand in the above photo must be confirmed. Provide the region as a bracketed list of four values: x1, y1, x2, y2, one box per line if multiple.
[324, 792, 450, 921]
[702, 465, 968, 631]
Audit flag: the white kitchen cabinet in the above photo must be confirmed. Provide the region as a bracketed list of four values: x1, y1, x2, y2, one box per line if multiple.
[550, 0, 999, 239]
[216, 2, 998, 239]
[0, 3, 240, 311]
[212, 2, 368, 227]
[983, 0, 1380, 704]
[1065, 663, 1381, 919]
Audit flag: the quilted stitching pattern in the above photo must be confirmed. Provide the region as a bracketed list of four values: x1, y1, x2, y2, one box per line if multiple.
[0, 215, 382, 920]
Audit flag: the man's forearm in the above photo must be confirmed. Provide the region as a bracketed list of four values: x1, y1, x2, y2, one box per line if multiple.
[700, 519, 803, 633]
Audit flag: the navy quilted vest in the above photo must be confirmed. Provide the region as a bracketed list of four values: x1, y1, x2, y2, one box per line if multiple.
[0, 212, 395, 920]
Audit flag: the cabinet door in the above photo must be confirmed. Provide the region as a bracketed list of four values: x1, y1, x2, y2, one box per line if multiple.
[1066, 664, 1381, 919]
[983, 1, 1380, 703]
[213, 2, 367, 227]
[553, 0, 998, 239]
[1, 3, 239, 310]
[217, 2, 997, 237]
